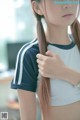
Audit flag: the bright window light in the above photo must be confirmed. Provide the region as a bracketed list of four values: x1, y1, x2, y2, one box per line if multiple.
[0, 0, 16, 39]
[13, 0, 24, 8]
[17, 22, 26, 31]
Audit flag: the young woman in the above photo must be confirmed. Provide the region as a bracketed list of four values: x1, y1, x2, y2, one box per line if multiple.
[11, 0, 80, 120]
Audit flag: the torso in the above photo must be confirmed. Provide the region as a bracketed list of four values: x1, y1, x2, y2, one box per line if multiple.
[39, 40, 80, 120]
[42, 100, 80, 120]
[36, 35, 80, 120]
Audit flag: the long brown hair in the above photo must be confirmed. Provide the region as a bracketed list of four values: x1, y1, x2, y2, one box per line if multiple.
[31, 0, 80, 118]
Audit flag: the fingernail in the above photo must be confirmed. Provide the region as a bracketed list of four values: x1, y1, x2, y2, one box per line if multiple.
[36, 54, 38, 58]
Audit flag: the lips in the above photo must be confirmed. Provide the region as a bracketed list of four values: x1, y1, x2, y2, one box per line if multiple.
[62, 14, 73, 17]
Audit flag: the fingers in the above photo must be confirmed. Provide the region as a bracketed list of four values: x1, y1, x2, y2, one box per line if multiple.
[36, 58, 44, 66]
[36, 53, 48, 61]
[36, 58, 44, 72]
[37, 59, 44, 76]
[36, 51, 57, 61]
[46, 50, 55, 57]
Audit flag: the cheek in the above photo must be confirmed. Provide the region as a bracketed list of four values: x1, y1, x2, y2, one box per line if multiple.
[46, 10, 75, 26]
[45, 6, 62, 23]
[47, 9, 61, 24]
[45, 5, 78, 25]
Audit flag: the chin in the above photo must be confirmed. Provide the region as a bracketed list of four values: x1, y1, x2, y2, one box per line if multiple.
[60, 20, 75, 26]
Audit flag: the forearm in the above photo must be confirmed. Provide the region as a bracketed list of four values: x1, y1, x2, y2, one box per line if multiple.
[60, 66, 80, 86]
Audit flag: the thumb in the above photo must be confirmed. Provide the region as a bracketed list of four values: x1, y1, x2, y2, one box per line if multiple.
[45, 50, 55, 57]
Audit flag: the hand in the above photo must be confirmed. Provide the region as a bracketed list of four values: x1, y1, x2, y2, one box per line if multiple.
[36, 50, 66, 79]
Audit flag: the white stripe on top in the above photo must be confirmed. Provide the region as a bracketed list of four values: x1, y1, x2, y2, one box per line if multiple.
[13, 39, 38, 85]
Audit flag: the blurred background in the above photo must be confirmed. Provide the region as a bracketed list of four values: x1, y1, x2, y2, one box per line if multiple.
[0, 0, 80, 120]
[0, 0, 41, 120]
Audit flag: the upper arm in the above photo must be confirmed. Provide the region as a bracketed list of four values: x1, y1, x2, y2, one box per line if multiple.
[11, 42, 39, 120]
[17, 89, 36, 120]
[11, 43, 39, 92]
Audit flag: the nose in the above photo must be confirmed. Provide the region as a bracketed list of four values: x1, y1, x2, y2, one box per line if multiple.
[62, 4, 72, 9]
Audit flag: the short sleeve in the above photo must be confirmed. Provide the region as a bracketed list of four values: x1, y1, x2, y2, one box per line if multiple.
[11, 41, 39, 92]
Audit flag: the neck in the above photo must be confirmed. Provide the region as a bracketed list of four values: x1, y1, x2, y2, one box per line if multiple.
[45, 24, 71, 45]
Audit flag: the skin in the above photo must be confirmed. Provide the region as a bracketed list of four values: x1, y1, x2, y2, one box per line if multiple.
[32, 0, 80, 120]
[32, 0, 80, 85]
[36, 50, 80, 86]
[17, 1, 80, 120]
[32, 0, 79, 44]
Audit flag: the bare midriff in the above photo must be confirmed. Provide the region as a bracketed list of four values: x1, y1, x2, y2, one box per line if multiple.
[42, 101, 80, 120]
